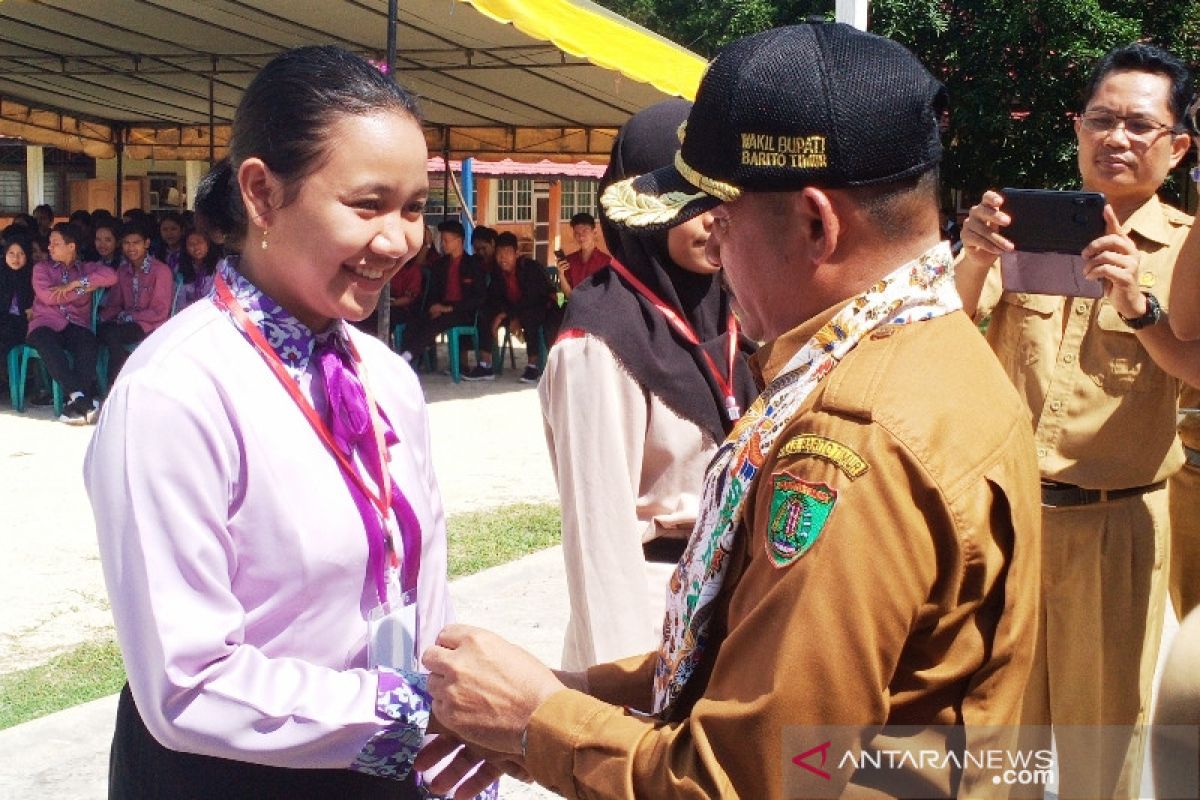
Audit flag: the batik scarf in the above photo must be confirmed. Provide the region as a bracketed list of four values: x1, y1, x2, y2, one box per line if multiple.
[653, 241, 961, 714]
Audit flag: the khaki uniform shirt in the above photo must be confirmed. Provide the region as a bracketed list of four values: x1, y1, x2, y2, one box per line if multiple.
[974, 195, 1193, 489]
[525, 309, 1042, 799]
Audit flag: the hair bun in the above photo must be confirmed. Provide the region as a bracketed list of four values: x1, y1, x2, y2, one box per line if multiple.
[195, 158, 246, 244]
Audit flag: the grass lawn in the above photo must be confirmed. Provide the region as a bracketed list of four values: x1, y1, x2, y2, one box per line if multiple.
[0, 502, 561, 731]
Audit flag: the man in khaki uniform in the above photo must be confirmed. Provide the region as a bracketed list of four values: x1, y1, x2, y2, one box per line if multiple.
[956, 43, 1194, 799]
[418, 23, 1043, 799]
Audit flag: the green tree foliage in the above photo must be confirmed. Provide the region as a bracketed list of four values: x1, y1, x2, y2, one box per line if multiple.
[602, 0, 1200, 200]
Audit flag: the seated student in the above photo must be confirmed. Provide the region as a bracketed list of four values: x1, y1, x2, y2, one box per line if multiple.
[553, 212, 610, 300]
[0, 234, 35, 377]
[471, 226, 498, 276]
[26, 221, 117, 424]
[154, 211, 186, 272]
[97, 222, 173, 384]
[398, 219, 484, 363]
[91, 219, 123, 269]
[176, 228, 223, 310]
[464, 231, 561, 383]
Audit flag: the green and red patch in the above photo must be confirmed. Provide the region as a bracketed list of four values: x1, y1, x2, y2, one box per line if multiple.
[766, 473, 837, 568]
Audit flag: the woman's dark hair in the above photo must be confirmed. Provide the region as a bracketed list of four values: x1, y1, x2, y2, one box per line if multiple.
[196, 45, 423, 248]
[92, 219, 122, 265]
[3, 234, 34, 268]
[159, 210, 185, 231]
[1084, 43, 1194, 127]
[178, 228, 222, 283]
[12, 214, 37, 231]
[32, 204, 54, 219]
[69, 209, 93, 227]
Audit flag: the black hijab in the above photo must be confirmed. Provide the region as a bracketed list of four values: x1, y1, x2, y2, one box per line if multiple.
[0, 235, 35, 316]
[562, 99, 758, 443]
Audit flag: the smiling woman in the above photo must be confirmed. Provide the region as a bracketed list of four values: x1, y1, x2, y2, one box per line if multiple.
[83, 46, 496, 799]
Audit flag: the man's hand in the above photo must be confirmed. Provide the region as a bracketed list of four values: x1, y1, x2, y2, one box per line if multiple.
[429, 303, 450, 318]
[50, 281, 82, 302]
[1083, 205, 1146, 320]
[424, 624, 565, 755]
[414, 732, 508, 799]
[959, 190, 1014, 266]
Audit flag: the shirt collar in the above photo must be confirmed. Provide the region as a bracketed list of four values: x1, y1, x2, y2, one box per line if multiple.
[1123, 194, 1173, 247]
[749, 241, 951, 385]
[217, 255, 347, 371]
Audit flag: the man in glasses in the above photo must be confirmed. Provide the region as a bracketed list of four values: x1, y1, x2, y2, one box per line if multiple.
[956, 43, 1194, 798]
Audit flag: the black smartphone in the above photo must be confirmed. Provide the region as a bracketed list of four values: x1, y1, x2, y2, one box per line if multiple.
[998, 188, 1107, 299]
[554, 249, 567, 262]
[1000, 188, 1106, 254]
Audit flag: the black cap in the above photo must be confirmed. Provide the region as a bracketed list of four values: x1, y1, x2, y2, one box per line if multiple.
[601, 22, 947, 231]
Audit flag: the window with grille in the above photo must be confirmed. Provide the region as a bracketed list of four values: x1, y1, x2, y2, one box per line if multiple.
[496, 178, 533, 222]
[0, 170, 24, 214]
[559, 178, 598, 219]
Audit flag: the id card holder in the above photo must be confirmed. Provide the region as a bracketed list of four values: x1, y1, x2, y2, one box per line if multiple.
[368, 588, 418, 672]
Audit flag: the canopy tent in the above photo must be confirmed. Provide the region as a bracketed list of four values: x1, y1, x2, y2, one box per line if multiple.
[0, 0, 706, 162]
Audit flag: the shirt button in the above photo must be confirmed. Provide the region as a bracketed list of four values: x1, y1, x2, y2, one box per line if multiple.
[1051, 399, 1063, 412]
[1037, 448, 1048, 459]
[1063, 353, 1076, 364]
[1075, 303, 1088, 315]
[1018, 293, 1029, 303]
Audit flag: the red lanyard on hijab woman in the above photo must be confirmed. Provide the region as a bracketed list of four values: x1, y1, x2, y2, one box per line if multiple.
[213, 274, 419, 605]
[607, 257, 742, 422]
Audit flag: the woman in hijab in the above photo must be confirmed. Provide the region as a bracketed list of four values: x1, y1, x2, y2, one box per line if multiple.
[1, 234, 35, 383]
[539, 99, 759, 671]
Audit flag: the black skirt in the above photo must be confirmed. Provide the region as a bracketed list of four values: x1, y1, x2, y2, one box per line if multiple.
[110, 684, 418, 800]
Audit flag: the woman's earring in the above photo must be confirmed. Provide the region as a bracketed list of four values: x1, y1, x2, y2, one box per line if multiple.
[261, 228, 270, 251]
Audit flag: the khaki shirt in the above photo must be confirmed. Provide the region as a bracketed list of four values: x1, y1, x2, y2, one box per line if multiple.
[974, 194, 1193, 488]
[525, 309, 1042, 799]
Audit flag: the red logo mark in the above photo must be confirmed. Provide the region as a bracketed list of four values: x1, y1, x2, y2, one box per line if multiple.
[792, 740, 832, 780]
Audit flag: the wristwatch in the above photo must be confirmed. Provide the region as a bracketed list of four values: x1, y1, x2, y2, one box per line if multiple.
[1118, 291, 1163, 330]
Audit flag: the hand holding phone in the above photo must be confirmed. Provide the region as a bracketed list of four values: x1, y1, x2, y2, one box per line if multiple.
[995, 189, 1107, 298]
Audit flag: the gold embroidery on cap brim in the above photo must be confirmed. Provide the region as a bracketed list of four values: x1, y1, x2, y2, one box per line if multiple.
[673, 152, 741, 202]
[600, 178, 708, 228]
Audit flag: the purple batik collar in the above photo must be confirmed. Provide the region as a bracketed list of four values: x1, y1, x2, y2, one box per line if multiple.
[215, 256, 347, 375]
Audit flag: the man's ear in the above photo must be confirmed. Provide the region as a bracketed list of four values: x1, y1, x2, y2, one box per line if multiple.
[796, 187, 840, 265]
[1168, 132, 1191, 170]
[237, 157, 281, 229]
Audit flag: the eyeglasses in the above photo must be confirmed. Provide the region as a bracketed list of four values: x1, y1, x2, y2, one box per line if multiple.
[1079, 110, 1180, 139]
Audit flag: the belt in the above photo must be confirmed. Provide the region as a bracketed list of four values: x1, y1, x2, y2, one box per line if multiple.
[1186, 446, 1200, 469]
[1040, 480, 1166, 508]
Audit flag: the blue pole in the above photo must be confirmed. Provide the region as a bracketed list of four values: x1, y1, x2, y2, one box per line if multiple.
[461, 157, 475, 253]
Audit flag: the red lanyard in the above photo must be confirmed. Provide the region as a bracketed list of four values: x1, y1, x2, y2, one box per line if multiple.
[607, 258, 742, 421]
[213, 275, 399, 565]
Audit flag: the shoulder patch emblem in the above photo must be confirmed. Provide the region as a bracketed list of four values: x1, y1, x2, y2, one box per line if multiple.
[778, 434, 869, 479]
[767, 473, 837, 568]
[1138, 271, 1156, 289]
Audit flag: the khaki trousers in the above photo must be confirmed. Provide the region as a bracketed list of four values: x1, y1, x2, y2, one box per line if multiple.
[1168, 460, 1200, 619]
[1022, 486, 1169, 799]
